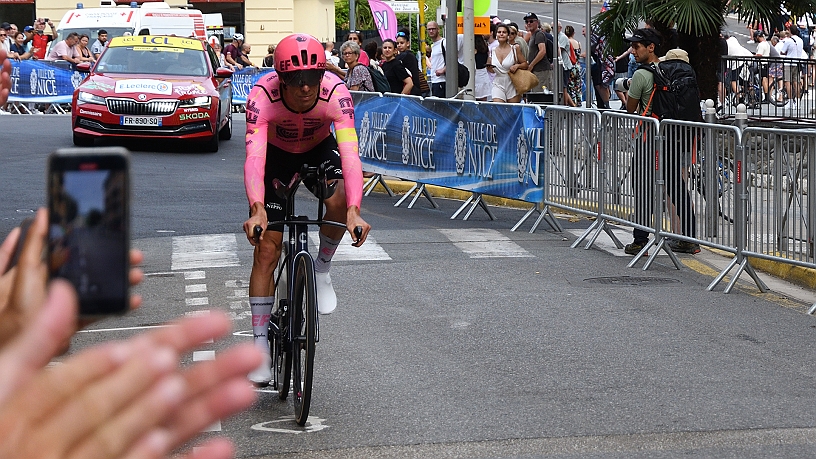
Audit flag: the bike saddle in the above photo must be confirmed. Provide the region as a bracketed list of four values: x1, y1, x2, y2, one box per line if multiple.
[272, 173, 300, 201]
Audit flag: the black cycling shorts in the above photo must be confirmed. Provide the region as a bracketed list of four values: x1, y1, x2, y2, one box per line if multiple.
[257, 135, 344, 232]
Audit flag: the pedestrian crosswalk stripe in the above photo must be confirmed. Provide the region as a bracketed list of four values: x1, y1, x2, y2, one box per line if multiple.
[438, 228, 534, 258]
[172, 234, 240, 270]
[309, 232, 392, 261]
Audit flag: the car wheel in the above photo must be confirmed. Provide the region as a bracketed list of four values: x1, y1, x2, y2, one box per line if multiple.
[202, 132, 219, 153]
[73, 132, 94, 147]
[219, 108, 232, 140]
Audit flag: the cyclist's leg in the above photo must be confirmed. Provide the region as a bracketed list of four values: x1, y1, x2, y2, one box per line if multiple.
[247, 229, 283, 385]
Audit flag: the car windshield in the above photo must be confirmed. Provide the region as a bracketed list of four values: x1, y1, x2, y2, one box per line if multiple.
[95, 46, 208, 76]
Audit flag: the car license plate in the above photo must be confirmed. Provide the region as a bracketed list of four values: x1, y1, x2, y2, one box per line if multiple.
[120, 116, 162, 126]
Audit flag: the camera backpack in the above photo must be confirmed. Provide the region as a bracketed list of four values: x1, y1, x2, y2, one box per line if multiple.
[367, 63, 391, 93]
[638, 59, 702, 122]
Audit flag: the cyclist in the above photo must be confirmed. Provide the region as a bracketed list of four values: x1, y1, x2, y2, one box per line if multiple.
[242, 33, 371, 385]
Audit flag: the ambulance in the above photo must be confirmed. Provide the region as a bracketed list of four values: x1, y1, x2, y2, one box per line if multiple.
[55, 1, 206, 45]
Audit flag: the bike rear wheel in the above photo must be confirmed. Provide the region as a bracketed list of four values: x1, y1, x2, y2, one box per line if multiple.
[291, 253, 317, 426]
[768, 77, 788, 107]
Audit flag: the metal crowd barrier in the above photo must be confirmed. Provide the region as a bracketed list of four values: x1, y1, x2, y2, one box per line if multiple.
[543, 103, 815, 294]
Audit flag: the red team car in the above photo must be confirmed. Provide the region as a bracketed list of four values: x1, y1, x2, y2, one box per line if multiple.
[71, 35, 233, 152]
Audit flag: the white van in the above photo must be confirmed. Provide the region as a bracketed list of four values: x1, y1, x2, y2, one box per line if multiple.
[55, 1, 206, 45]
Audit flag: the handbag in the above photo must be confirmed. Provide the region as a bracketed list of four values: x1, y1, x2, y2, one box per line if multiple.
[509, 43, 539, 94]
[509, 69, 540, 94]
[441, 42, 470, 86]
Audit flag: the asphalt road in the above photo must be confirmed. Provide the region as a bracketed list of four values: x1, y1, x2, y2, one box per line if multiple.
[2, 113, 816, 457]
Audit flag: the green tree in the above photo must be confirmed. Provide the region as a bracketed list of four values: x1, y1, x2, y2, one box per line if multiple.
[592, 0, 810, 100]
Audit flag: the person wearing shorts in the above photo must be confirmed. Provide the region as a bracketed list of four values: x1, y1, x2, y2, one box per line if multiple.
[242, 33, 371, 386]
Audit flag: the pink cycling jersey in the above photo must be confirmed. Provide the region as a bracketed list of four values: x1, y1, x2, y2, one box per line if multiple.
[244, 71, 362, 210]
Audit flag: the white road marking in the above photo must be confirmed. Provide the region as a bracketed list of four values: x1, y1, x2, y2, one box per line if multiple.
[185, 284, 207, 293]
[193, 350, 215, 361]
[309, 233, 391, 261]
[172, 234, 239, 270]
[184, 271, 206, 280]
[77, 325, 169, 333]
[251, 416, 329, 434]
[185, 297, 209, 306]
[438, 228, 534, 258]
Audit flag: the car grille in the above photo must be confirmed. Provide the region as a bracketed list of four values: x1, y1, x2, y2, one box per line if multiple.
[106, 98, 178, 116]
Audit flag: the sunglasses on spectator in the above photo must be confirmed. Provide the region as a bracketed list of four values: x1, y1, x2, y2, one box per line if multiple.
[342, 51, 356, 56]
[349, 30, 361, 34]
[396, 31, 407, 37]
[279, 69, 324, 87]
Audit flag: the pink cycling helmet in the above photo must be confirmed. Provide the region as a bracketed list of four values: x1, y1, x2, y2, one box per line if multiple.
[275, 33, 326, 73]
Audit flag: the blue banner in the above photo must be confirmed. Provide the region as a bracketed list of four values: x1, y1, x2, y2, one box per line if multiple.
[352, 93, 546, 203]
[7, 60, 87, 104]
[230, 67, 275, 105]
[6, 59, 275, 105]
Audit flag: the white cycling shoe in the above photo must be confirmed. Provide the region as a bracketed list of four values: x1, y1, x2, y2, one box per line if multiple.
[247, 352, 272, 386]
[315, 272, 337, 315]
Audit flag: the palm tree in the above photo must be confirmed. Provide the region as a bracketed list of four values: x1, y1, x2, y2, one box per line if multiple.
[593, 0, 795, 101]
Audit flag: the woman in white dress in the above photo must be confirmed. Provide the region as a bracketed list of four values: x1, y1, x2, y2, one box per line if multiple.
[486, 23, 528, 103]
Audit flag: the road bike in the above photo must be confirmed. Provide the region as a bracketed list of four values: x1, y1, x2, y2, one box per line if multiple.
[252, 163, 360, 425]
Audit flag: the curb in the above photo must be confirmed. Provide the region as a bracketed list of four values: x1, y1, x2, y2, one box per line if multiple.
[375, 179, 816, 295]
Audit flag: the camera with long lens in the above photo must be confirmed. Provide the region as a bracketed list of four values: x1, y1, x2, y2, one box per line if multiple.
[614, 77, 630, 93]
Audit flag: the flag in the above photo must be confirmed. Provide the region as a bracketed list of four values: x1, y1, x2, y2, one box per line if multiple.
[600, 0, 609, 12]
[368, 0, 398, 41]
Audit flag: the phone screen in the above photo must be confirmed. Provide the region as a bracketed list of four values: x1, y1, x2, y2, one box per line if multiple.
[48, 149, 130, 316]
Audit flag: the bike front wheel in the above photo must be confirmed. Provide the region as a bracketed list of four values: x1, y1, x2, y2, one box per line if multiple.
[768, 77, 788, 107]
[291, 253, 317, 426]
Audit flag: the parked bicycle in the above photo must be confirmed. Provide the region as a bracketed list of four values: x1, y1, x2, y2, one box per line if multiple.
[252, 163, 361, 425]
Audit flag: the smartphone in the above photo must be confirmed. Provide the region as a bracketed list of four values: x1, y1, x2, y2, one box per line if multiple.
[47, 148, 130, 317]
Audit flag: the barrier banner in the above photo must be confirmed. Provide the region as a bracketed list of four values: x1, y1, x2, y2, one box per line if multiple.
[7, 60, 87, 103]
[230, 67, 275, 105]
[352, 92, 546, 203]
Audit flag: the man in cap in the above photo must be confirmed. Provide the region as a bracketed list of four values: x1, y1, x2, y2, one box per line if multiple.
[0, 23, 10, 53]
[622, 27, 661, 256]
[524, 13, 552, 93]
[223, 33, 244, 69]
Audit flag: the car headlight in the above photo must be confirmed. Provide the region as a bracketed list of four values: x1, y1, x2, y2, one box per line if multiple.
[77, 91, 106, 105]
[178, 96, 211, 108]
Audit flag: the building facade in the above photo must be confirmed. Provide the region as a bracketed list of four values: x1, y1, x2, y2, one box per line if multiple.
[1, 0, 335, 63]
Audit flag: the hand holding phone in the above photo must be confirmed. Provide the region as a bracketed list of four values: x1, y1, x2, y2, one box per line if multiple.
[48, 148, 130, 317]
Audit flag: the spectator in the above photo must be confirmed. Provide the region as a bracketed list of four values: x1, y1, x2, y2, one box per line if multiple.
[212, 42, 235, 70]
[76, 34, 94, 63]
[395, 30, 424, 96]
[340, 40, 373, 91]
[524, 13, 552, 94]
[3, 24, 17, 51]
[486, 23, 528, 103]
[778, 30, 802, 109]
[508, 24, 528, 60]
[0, 208, 263, 459]
[622, 27, 661, 255]
[427, 21, 446, 97]
[223, 33, 244, 69]
[262, 44, 274, 67]
[379, 39, 413, 94]
[583, 25, 612, 109]
[565, 25, 583, 106]
[46, 32, 81, 68]
[473, 34, 490, 100]
[30, 18, 56, 60]
[237, 43, 255, 68]
[557, 22, 577, 106]
[9, 32, 33, 60]
[344, 31, 369, 66]
[91, 29, 107, 60]
[0, 23, 10, 53]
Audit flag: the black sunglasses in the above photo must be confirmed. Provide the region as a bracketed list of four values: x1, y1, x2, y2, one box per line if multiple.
[279, 69, 324, 87]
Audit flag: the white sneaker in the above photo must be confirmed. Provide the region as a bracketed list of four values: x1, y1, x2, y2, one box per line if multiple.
[248, 352, 272, 386]
[747, 39, 755, 44]
[315, 272, 337, 315]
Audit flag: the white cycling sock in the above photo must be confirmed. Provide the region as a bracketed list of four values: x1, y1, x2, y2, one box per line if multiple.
[314, 232, 341, 274]
[250, 296, 274, 354]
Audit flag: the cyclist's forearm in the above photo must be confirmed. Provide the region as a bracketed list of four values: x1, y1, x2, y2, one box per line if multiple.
[335, 127, 363, 209]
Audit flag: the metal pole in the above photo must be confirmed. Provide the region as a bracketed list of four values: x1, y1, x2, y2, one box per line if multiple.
[349, 0, 356, 33]
[445, 0, 458, 97]
[463, 0, 474, 99]
[553, 1, 560, 105]
[584, 0, 592, 108]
